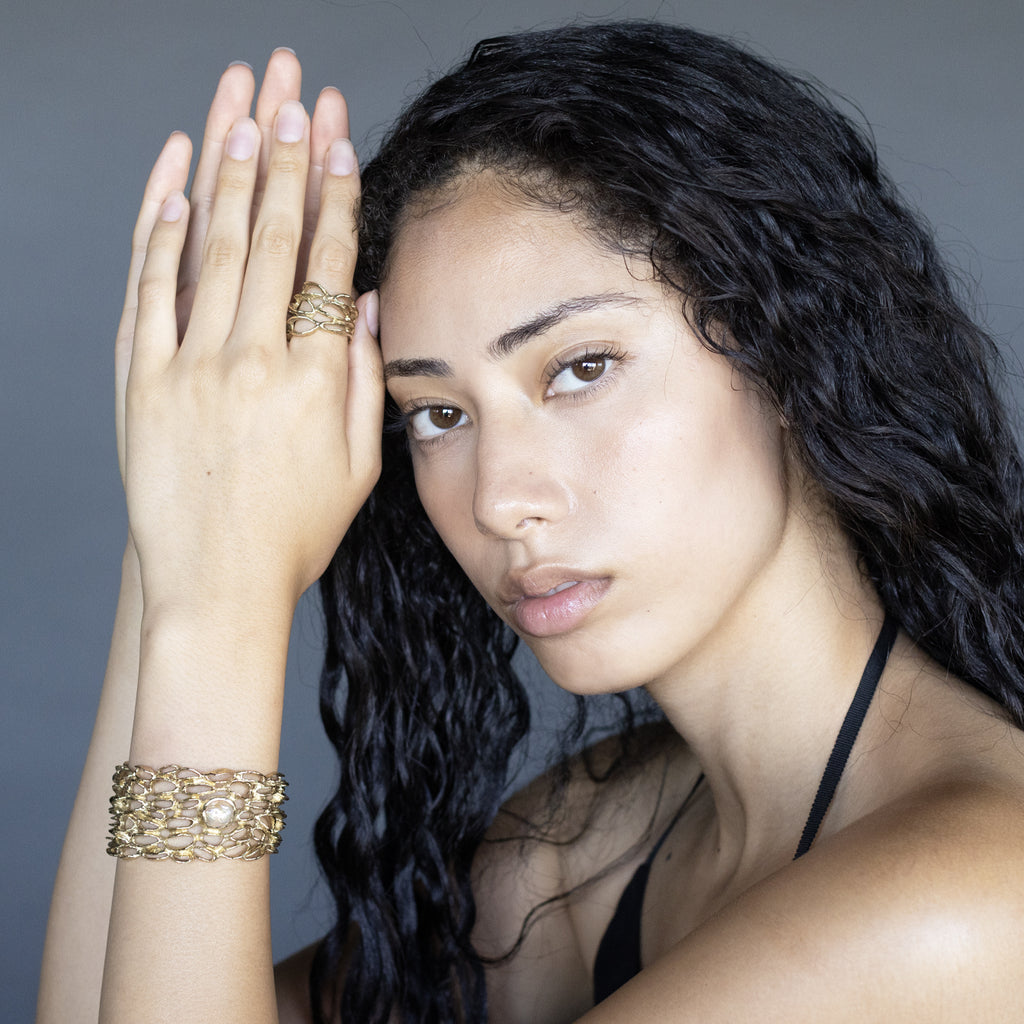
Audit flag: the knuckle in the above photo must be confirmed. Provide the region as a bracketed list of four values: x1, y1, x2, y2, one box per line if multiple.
[229, 346, 275, 392]
[270, 149, 306, 178]
[323, 185, 360, 217]
[192, 190, 216, 218]
[131, 227, 150, 257]
[130, 240, 149, 270]
[215, 169, 251, 200]
[253, 220, 297, 259]
[367, 360, 386, 391]
[309, 234, 356, 280]
[136, 274, 165, 308]
[203, 234, 244, 270]
[319, 191, 360, 234]
[298, 360, 331, 393]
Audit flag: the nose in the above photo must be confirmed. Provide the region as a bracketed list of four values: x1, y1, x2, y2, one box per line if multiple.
[472, 418, 573, 538]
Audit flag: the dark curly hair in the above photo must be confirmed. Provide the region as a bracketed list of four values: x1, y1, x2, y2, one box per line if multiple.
[310, 20, 1024, 1023]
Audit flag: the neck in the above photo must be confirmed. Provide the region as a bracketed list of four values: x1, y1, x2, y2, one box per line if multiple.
[646, 516, 886, 869]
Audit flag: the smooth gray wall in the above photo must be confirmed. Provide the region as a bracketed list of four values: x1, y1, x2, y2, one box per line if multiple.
[4, 0, 1021, 1018]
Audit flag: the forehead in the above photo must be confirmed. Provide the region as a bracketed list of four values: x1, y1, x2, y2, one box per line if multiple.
[379, 172, 656, 357]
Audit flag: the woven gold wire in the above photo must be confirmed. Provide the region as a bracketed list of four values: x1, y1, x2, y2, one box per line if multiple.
[286, 281, 358, 338]
[107, 763, 287, 862]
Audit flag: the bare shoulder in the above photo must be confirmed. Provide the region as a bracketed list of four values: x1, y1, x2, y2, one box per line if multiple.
[274, 930, 355, 1024]
[473, 721, 693, 1024]
[274, 942, 316, 1024]
[581, 775, 1024, 1023]
[271, 725, 688, 1024]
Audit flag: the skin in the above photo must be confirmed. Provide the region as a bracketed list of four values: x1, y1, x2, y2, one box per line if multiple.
[40, 53, 1024, 1024]
[382, 173, 1024, 1021]
[38, 52, 382, 1024]
[384, 181, 794, 699]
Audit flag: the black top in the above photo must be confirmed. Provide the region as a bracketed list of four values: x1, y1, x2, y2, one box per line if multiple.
[592, 614, 899, 1005]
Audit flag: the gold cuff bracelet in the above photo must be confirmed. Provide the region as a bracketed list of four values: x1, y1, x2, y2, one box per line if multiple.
[107, 762, 287, 862]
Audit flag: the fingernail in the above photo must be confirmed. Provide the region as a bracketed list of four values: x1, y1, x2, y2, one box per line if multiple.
[276, 100, 306, 143]
[328, 138, 356, 177]
[273, 46, 297, 56]
[365, 290, 379, 339]
[226, 118, 258, 160]
[160, 191, 187, 223]
[227, 59, 253, 70]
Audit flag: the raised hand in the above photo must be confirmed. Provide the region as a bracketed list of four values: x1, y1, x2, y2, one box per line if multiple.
[114, 51, 357, 487]
[121, 55, 383, 622]
[176, 52, 350, 332]
[40, 56, 375, 1024]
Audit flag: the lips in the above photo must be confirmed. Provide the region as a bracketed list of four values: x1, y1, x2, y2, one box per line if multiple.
[498, 567, 611, 638]
[541, 581, 578, 597]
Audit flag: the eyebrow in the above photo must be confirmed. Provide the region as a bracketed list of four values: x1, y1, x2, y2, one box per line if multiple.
[382, 292, 642, 382]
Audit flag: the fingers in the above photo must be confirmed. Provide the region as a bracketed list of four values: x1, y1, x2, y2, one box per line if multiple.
[141, 53, 361, 386]
[177, 62, 256, 326]
[186, 117, 262, 347]
[132, 191, 191, 378]
[176, 50, 300, 333]
[306, 135, 360, 294]
[230, 100, 311, 350]
[253, 49, 302, 209]
[285, 132, 361, 367]
[346, 290, 386, 465]
[299, 88, 351, 280]
[291, 137, 381, 471]
[116, 131, 192, 478]
[118, 132, 193, 358]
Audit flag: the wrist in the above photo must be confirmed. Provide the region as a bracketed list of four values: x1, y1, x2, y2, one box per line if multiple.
[129, 604, 292, 768]
[139, 588, 296, 643]
[137, 557, 302, 633]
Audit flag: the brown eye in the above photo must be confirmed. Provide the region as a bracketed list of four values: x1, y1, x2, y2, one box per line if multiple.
[573, 357, 606, 382]
[429, 406, 461, 429]
[548, 351, 615, 396]
[408, 403, 468, 441]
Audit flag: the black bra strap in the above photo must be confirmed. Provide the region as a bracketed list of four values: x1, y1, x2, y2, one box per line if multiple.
[794, 613, 899, 858]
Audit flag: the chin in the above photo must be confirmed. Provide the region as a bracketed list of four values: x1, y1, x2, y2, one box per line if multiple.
[527, 640, 650, 698]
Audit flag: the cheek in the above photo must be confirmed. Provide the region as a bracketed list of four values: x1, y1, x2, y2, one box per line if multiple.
[411, 454, 481, 565]
[413, 457, 457, 530]
[599, 382, 787, 552]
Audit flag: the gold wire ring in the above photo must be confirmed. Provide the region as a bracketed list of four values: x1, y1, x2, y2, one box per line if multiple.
[286, 281, 358, 339]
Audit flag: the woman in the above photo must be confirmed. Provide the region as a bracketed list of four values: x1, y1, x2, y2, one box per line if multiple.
[39, 21, 1024, 1024]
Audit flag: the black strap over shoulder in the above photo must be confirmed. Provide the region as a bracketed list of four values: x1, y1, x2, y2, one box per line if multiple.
[592, 772, 704, 1004]
[794, 614, 899, 858]
[592, 614, 899, 1005]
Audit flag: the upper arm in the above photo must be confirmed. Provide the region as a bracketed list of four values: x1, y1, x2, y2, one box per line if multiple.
[277, 849, 592, 1024]
[472, 790, 595, 1024]
[272, 804, 599, 1024]
[276, 728, 683, 1024]
[576, 783, 1024, 1023]
[473, 724, 690, 1023]
[273, 792, 597, 1024]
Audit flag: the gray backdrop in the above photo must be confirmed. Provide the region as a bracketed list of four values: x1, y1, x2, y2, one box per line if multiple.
[3, 0, 1021, 1019]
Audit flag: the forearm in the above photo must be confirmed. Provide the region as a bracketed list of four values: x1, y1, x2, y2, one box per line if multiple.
[78, 46, 378, 1022]
[99, 599, 294, 1024]
[37, 542, 143, 1024]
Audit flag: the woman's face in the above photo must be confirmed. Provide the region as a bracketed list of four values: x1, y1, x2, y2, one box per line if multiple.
[381, 173, 795, 695]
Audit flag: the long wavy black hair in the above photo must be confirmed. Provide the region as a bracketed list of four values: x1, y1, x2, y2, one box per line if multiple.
[310, 20, 1024, 1023]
